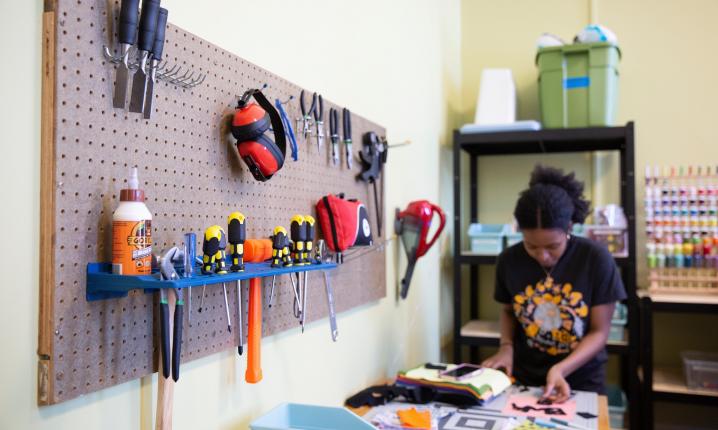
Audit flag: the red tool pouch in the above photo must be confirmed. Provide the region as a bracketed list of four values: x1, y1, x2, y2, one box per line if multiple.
[316, 193, 373, 252]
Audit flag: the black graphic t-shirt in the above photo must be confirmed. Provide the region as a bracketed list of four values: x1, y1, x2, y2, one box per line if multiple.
[494, 236, 626, 393]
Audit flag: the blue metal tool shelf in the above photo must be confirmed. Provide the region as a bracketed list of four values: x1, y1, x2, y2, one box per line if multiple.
[86, 261, 337, 301]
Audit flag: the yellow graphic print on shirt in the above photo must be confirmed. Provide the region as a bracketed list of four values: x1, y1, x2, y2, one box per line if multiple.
[513, 277, 588, 356]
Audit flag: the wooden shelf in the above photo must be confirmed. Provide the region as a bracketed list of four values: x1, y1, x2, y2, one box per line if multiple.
[458, 319, 628, 353]
[460, 319, 500, 339]
[639, 290, 718, 313]
[639, 290, 718, 305]
[653, 366, 718, 398]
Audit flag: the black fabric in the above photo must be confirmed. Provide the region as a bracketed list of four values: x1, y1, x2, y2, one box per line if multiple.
[344, 383, 481, 408]
[494, 236, 626, 393]
[344, 384, 437, 408]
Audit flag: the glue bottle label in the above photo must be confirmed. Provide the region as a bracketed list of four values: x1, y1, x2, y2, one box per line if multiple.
[112, 220, 152, 275]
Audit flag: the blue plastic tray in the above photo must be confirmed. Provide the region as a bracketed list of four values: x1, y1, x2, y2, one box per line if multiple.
[250, 403, 374, 430]
[86, 260, 336, 301]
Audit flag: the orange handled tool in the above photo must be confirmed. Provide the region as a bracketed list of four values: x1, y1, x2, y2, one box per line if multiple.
[244, 239, 272, 263]
[242, 239, 272, 383]
[245, 277, 262, 383]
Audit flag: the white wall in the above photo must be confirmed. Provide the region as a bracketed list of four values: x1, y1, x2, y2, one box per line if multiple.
[0, 0, 460, 428]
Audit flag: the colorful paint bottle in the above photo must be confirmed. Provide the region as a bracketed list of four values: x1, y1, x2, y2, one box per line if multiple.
[112, 167, 152, 275]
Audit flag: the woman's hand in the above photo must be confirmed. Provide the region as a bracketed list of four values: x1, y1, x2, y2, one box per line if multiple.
[481, 344, 513, 376]
[542, 364, 571, 403]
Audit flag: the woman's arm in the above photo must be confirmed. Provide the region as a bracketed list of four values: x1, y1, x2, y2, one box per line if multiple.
[481, 304, 517, 374]
[543, 302, 615, 402]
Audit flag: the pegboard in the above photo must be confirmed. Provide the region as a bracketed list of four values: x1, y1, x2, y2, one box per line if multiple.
[38, 0, 386, 405]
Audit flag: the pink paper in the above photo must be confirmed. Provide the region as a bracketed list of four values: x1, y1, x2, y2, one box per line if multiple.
[501, 395, 576, 420]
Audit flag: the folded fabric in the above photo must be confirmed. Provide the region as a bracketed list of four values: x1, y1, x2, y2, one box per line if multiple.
[395, 364, 512, 406]
[397, 407, 431, 429]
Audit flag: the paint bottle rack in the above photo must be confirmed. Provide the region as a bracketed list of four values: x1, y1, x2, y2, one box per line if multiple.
[648, 268, 718, 294]
[644, 165, 718, 295]
[86, 259, 337, 301]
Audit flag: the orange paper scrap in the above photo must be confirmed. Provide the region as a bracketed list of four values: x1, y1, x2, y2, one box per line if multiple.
[397, 407, 431, 429]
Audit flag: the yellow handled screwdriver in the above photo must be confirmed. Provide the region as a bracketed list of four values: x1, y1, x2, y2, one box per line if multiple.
[228, 212, 246, 354]
[290, 215, 306, 266]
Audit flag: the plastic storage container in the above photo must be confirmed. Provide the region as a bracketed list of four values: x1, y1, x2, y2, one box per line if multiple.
[609, 303, 627, 342]
[682, 351, 718, 390]
[536, 42, 621, 128]
[250, 403, 375, 430]
[467, 224, 509, 255]
[505, 231, 523, 248]
[606, 384, 627, 429]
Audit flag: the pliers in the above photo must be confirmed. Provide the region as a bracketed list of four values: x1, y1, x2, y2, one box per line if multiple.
[342, 108, 353, 169]
[299, 90, 316, 141]
[329, 108, 340, 166]
[313, 94, 324, 153]
[159, 247, 184, 382]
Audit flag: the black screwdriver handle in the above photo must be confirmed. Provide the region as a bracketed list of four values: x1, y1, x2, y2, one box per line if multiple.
[118, 0, 140, 45]
[137, 0, 161, 52]
[172, 303, 183, 381]
[159, 302, 170, 379]
[152, 8, 168, 61]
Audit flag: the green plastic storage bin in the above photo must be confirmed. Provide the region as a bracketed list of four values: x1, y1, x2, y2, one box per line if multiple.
[536, 42, 621, 128]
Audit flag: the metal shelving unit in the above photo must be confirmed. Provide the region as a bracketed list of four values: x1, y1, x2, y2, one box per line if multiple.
[639, 292, 718, 429]
[452, 122, 639, 429]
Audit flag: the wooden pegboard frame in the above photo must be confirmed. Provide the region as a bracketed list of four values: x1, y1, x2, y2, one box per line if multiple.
[38, 0, 386, 405]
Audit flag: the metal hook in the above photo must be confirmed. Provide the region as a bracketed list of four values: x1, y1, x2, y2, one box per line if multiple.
[159, 66, 184, 82]
[278, 95, 294, 106]
[157, 64, 180, 79]
[103, 45, 122, 63]
[174, 71, 196, 85]
[185, 74, 206, 88]
[168, 69, 192, 85]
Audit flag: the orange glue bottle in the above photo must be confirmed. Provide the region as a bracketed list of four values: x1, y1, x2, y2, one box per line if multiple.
[111, 167, 152, 275]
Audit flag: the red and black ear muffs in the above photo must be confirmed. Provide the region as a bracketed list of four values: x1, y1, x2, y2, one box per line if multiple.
[231, 89, 287, 182]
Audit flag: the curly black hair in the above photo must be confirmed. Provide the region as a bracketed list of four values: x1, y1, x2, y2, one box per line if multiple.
[513, 165, 590, 230]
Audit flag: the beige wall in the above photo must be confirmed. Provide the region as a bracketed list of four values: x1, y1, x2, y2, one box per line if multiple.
[0, 0, 460, 428]
[4, 0, 717, 427]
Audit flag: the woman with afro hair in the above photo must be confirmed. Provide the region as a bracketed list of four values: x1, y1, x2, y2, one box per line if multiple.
[482, 165, 626, 402]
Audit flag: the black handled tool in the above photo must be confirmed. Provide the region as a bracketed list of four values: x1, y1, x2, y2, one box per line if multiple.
[313, 94, 324, 153]
[227, 212, 246, 355]
[342, 108, 353, 169]
[301, 215, 317, 332]
[171, 288, 183, 381]
[158, 247, 184, 381]
[159, 289, 171, 379]
[129, 0, 161, 113]
[299, 90, 316, 142]
[290, 215, 307, 266]
[329, 108, 340, 166]
[112, 0, 140, 108]
[143, 7, 167, 119]
[357, 132, 387, 237]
